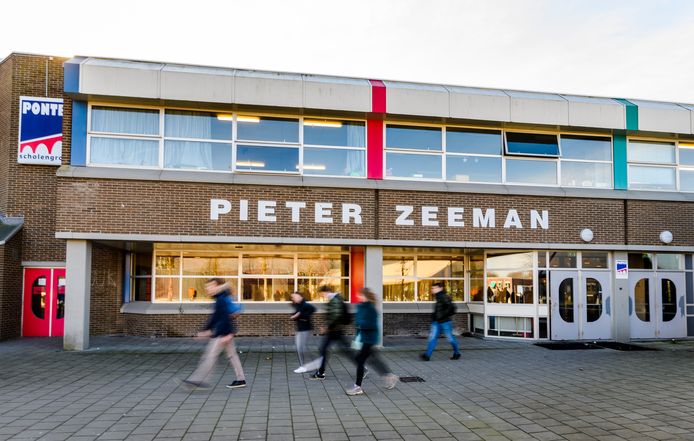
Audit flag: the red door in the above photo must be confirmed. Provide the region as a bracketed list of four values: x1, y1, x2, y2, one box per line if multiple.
[23, 268, 66, 337]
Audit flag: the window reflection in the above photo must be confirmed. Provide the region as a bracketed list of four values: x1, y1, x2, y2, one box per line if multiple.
[236, 145, 299, 173]
[635, 278, 650, 322]
[506, 132, 559, 156]
[629, 253, 653, 270]
[549, 252, 577, 268]
[302, 148, 364, 177]
[558, 278, 574, 323]
[560, 135, 611, 161]
[446, 128, 502, 155]
[386, 125, 442, 151]
[661, 279, 677, 322]
[628, 165, 676, 190]
[237, 116, 299, 143]
[585, 278, 602, 322]
[386, 152, 442, 179]
[446, 156, 502, 183]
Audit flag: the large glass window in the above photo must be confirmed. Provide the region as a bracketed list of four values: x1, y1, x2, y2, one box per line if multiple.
[385, 125, 442, 180]
[236, 116, 299, 143]
[628, 140, 676, 190]
[152, 244, 349, 303]
[91, 106, 159, 135]
[236, 145, 299, 173]
[445, 128, 503, 184]
[302, 120, 366, 177]
[90, 137, 159, 166]
[505, 132, 559, 157]
[163, 110, 233, 171]
[559, 136, 612, 188]
[678, 143, 694, 192]
[386, 152, 441, 179]
[505, 159, 557, 185]
[486, 251, 534, 304]
[382, 249, 464, 302]
[386, 125, 442, 151]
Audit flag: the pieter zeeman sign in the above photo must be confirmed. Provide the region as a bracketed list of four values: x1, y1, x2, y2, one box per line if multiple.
[210, 199, 550, 229]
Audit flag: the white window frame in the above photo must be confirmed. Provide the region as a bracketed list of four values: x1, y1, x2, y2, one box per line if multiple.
[444, 125, 504, 184]
[383, 122, 444, 181]
[558, 133, 614, 189]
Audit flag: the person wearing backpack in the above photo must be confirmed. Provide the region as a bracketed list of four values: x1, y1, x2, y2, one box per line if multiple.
[420, 282, 461, 361]
[294, 285, 355, 379]
[183, 278, 246, 389]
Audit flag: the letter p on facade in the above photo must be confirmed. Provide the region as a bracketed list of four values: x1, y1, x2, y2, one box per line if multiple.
[210, 199, 231, 220]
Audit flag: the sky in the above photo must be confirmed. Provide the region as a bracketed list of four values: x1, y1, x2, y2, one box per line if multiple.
[3, 0, 694, 103]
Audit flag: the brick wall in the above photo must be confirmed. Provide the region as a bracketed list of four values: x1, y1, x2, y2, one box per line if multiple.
[119, 311, 466, 338]
[55, 178, 634, 246]
[89, 243, 124, 335]
[626, 200, 694, 247]
[0, 232, 23, 340]
[1, 54, 67, 262]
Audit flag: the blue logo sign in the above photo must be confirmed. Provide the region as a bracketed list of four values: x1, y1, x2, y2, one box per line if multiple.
[18, 96, 63, 165]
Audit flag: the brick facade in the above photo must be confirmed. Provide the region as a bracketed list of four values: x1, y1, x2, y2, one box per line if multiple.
[0, 233, 23, 340]
[0, 54, 67, 263]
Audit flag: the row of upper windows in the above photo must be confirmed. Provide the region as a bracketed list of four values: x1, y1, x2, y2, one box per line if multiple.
[84, 104, 694, 191]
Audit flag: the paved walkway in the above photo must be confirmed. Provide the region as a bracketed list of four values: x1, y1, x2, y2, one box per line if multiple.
[1, 336, 694, 441]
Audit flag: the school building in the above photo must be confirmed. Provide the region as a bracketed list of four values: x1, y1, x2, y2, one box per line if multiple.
[1, 52, 694, 350]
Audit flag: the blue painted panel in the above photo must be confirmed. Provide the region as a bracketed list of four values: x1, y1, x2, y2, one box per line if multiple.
[71, 101, 87, 166]
[63, 57, 84, 93]
[613, 133, 627, 190]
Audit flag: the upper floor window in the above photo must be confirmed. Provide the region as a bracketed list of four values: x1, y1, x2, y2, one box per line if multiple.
[385, 125, 442, 179]
[86, 105, 365, 177]
[678, 143, 694, 192]
[505, 132, 559, 157]
[627, 140, 676, 191]
[560, 135, 612, 188]
[446, 128, 502, 183]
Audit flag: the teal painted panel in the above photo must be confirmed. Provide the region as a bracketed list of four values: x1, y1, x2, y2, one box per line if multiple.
[613, 133, 627, 190]
[615, 98, 638, 131]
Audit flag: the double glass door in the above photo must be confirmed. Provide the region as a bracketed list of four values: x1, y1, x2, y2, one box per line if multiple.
[550, 271, 612, 340]
[22, 268, 66, 337]
[629, 272, 685, 339]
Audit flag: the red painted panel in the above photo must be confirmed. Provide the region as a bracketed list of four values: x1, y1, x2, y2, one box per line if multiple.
[52, 269, 66, 337]
[22, 268, 51, 337]
[350, 247, 365, 304]
[369, 79, 386, 113]
[367, 119, 383, 179]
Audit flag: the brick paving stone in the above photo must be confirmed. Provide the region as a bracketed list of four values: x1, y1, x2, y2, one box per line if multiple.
[2, 336, 694, 440]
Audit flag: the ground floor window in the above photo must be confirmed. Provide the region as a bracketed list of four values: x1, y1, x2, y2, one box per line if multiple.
[146, 244, 349, 303]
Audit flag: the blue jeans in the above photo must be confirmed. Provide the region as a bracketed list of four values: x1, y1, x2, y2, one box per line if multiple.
[425, 320, 460, 357]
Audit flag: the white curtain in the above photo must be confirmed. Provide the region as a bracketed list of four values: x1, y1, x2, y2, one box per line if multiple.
[164, 111, 222, 170]
[90, 137, 158, 166]
[91, 107, 159, 135]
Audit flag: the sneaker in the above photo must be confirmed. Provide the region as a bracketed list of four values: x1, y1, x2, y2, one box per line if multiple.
[225, 380, 246, 389]
[419, 353, 430, 361]
[310, 372, 326, 380]
[294, 366, 308, 373]
[346, 385, 363, 396]
[451, 353, 461, 360]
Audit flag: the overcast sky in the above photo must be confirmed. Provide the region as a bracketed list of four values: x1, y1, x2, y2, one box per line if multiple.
[3, 0, 694, 103]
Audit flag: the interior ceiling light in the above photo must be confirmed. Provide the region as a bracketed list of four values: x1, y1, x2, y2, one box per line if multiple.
[302, 164, 327, 171]
[237, 115, 261, 123]
[304, 119, 342, 128]
[236, 161, 265, 167]
[216, 114, 234, 121]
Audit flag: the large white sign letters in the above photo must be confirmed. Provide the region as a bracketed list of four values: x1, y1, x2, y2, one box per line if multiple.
[210, 199, 550, 230]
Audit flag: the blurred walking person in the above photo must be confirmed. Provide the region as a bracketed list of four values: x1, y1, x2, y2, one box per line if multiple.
[183, 278, 246, 389]
[346, 287, 398, 395]
[420, 282, 461, 361]
[290, 291, 316, 368]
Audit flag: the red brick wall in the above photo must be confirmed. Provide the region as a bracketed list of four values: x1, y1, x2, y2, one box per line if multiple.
[1, 54, 67, 262]
[89, 243, 125, 335]
[0, 232, 23, 340]
[626, 200, 694, 247]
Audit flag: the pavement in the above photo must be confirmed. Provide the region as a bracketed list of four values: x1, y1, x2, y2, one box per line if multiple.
[1, 336, 694, 441]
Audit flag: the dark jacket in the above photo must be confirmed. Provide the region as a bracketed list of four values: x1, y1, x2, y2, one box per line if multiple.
[326, 293, 347, 331]
[432, 290, 456, 323]
[292, 299, 316, 332]
[355, 301, 379, 345]
[204, 287, 234, 337]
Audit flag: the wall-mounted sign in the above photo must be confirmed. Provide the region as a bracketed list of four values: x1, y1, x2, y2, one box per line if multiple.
[210, 199, 549, 229]
[18, 96, 63, 166]
[615, 259, 628, 279]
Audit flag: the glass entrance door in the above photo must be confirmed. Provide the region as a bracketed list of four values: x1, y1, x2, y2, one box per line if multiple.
[550, 270, 612, 340]
[22, 268, 66, 337]
[550, 271, 579, 340]
[580, 272, 612, 340]
[655, 272, 685, 339]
